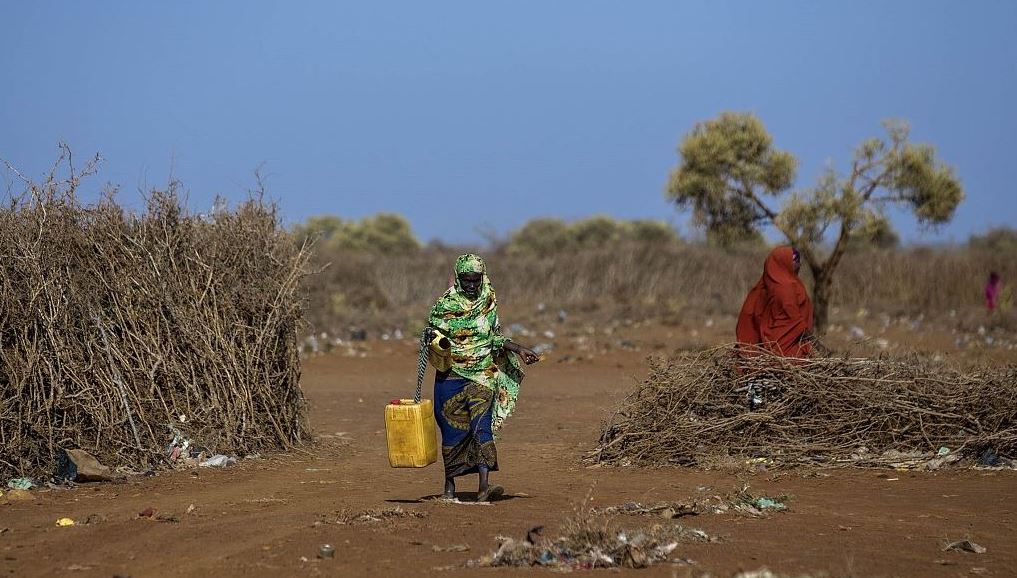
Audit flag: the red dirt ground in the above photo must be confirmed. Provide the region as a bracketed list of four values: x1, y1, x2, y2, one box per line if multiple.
[2, 323, 1015, 577]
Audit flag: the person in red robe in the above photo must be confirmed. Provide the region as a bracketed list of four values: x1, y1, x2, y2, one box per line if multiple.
[736, 246, 814, 357]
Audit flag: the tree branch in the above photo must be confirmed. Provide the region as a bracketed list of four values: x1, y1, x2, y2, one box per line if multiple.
[738, 177, 780, 222]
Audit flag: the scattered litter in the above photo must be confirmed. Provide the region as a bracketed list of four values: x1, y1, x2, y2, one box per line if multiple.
[186, 504, 197, 515]
[923, 451, 963, 471]
[165, 427, 209, 466]
[937, 447, 951, 456]
[978, 448, 1000, 467]
[57, 449, 112, 483]
[6, 478, 34, 490]
[318, 544, 335, 559]
[593, 485, 786, 520]
[469, 517, 710, 570]
[944, 540, 986, 554]
[138, 507, 157, 519]
[55, 518, 76, 527]
[325, 506, 427, 525]
[751, 497, 786, 511]
[199, 454, 237, 468]
[594, 501, 700, 518]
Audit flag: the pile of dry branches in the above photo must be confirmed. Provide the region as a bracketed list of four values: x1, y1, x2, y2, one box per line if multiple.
[592, 345, 1017, 468]
[0, 151, 310, 479]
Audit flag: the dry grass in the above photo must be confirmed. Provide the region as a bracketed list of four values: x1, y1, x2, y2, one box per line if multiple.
[0, 157, 310, 479]
[591, 345, 1017, 468]
[304, 242, 1016, 336]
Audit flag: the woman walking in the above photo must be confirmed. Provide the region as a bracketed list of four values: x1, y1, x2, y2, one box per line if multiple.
[736, 246, 814, 358]
[427, 254, 539, 502]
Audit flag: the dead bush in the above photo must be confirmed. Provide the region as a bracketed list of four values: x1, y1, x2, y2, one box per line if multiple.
[0, 150, 310, 478]
[591, 345, 1017, 468]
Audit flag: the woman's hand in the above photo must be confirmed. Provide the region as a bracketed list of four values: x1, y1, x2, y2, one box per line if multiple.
[506, 342, 540, 365]
[518, 348, 540, 365]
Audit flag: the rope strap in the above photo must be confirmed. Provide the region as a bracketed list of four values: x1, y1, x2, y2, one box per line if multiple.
[415, 327, 434, 403]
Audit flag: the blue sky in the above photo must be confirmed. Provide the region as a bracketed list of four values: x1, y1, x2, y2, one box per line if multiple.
[2, 1, 1015, 244]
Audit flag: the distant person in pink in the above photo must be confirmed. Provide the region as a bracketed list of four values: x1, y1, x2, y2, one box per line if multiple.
[985, 272, 1001, 313]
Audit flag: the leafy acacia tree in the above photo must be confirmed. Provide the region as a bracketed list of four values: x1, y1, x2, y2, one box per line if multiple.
[666, 112, 963, 332]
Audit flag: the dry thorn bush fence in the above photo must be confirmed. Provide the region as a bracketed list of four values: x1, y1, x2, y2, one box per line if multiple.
[592, 345, 1017, 468]
[0, 154, 310, 479]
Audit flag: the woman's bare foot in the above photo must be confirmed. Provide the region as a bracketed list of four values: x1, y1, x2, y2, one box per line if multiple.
[476, 484, 503, 503]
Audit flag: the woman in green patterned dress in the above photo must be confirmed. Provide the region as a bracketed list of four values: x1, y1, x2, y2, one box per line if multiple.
[428, 254, 539, 502]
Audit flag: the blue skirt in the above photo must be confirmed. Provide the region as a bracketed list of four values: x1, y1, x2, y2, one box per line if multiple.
[434, 376, 499, 478]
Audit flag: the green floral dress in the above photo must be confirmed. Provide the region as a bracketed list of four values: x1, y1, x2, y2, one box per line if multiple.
[428, 254, 524, 434]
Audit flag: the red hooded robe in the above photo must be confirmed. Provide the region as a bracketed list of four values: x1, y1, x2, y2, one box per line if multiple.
[736, 246, 813, 357]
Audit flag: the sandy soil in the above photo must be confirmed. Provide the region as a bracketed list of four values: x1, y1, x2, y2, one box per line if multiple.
[2, 321, 1016, 578]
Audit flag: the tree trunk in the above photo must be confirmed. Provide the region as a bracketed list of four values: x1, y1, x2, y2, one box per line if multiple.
[811, 267, 833, 335]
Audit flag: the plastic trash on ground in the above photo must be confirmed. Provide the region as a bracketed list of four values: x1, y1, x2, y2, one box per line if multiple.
[751, 497, 786, 511]
[6, 476, 34, 490]
[944, 540, 986, 554]
[56, 449, 112, 482]
[199, 454, 237, 468]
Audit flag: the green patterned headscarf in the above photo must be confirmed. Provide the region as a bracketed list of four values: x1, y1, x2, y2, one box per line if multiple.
[428, 254, 524, 432]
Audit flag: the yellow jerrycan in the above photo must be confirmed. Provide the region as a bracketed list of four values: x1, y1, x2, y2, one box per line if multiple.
[385, 398, 438, 467]
[384, 328, 446, 468]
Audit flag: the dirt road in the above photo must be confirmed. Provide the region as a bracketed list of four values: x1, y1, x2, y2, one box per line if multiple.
[3, 333, 1015, 577]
